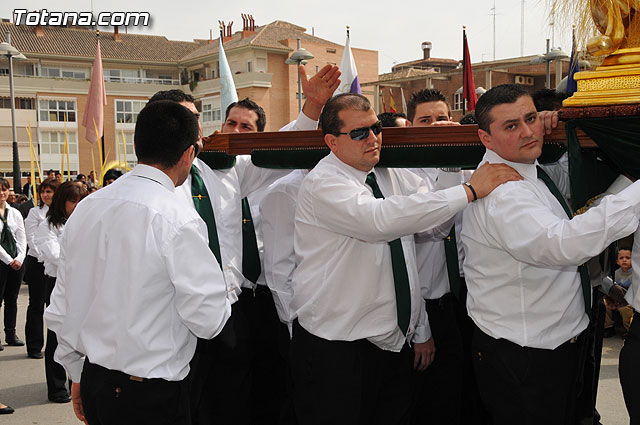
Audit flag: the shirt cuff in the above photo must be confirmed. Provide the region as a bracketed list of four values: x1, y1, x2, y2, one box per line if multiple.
[444, 184, 470, 214]
[292, 110, 319, 131]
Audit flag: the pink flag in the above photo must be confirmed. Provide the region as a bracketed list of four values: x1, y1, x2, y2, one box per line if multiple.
[82, 38, 107, 144]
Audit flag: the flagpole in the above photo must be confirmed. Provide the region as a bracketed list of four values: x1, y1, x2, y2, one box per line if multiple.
[462, 27, 466, 116]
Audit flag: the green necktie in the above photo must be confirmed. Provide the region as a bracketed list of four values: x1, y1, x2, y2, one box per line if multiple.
[444, 225, 462, 300]
[0, 209, 16, 259]
[242, 197, 261, 284]
[365, 172, 411, 335]
[190, 165, 222, 268]
[536, 165, 592, 319]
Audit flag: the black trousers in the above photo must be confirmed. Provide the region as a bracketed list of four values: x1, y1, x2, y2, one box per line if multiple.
[291, 320, 413, 425]
[188, 296, 252, 425]
[411, 292, 463, 425]
[81, 359, 190, 425]
[240, 285, 293, 425]
[24, 255, 47, 354]
[44, 276, 69, 399]
[472, 325, 582, 425]
[0, 261, 24, 336]
[619, 311, 640, 425]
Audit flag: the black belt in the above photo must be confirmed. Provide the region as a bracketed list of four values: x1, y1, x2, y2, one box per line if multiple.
[241, 284, 270, 297]
[424, 292, 455, 308]
[84, 359, 150, 383]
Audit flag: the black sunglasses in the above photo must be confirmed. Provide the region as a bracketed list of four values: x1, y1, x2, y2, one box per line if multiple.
[335, 121, 382, 141]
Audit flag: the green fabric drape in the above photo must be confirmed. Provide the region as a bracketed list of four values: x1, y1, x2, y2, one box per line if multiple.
[565, 116, 640, 211]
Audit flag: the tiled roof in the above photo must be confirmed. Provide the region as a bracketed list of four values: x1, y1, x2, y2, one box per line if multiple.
[378, 68, 435, 81]
[394, 57, 460, 68]
[180, 20, 342, 62]
[0, 22, 200, 62]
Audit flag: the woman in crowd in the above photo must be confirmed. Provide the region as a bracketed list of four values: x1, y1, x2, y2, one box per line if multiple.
[0, 178, 27, 351]
[23, 178, 59, 359]
[36, 181, 87, 403]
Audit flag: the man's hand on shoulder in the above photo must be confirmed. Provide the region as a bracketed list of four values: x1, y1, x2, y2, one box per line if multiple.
[466, 162, 523, 201]
[300, 64, 341, 121]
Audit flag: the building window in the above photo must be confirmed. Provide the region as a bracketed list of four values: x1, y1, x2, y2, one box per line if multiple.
[39, 131, 78, 155]
[202, 103, 213, 122]
[247, 61, 252, 72]
[202, 104, 221, 122]
[41, 66, 85, 79]
[104, 69, 139, 83]
[39, 99, 76, 122]
[117, 131, 138, 168]
[115, 100, 146, 124]
[0, 98, 11, 109]
[19, 98, 35, 109]
[453, 92, 464, 111]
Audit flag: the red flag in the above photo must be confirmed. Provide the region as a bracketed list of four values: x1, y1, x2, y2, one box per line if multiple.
[82, 36, 107, 144]
[462, 28, 477, 112]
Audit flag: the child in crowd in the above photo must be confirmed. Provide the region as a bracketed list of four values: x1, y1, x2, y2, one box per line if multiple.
[604, 247, 634, 337]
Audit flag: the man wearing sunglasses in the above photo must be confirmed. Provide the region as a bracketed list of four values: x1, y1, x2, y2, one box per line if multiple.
[289, 93, 522, 424]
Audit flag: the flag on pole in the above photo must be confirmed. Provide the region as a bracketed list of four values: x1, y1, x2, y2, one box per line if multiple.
[335, 26, 362, 95]
[82, 32, 107, 144]
[566, 26, 578, 94]
[400, 87, 408, 113]
[219, 25, 238, 122]
[389, 90, 397, 113]
[462, 27, 478, 112]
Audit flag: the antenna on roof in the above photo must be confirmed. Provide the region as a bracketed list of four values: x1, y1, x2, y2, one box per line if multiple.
[346, 25, 350, 38]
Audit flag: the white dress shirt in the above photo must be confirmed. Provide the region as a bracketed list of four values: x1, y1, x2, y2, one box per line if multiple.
[239, 111, 318, 290]
[260, 169, 308, 330]
[409, 168, 464, 300]
[292, 152, 469, 351]
[0, 205, 26, 265]
[462, 149, 640, 349]
[34, 219, 62, 277]
[45, 164, 231, 383]
[25, 205, 48, 261]
[624, 227, 640, 311]
[175, 111, 317, 297]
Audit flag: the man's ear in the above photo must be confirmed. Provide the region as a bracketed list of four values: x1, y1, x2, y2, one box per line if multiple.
[325, 133, 338, 152]
[478, 128, 492, 150]
[180, 145, 195, 166]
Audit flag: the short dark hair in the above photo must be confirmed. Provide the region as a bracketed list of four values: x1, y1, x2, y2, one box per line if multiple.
[459, 112, 477, 125]
[378, 112, 407, 127]
[46, 181, 88, 229]
[475, 84, 530, 133]
[102, 169, 123, 187]
[38, 178, 60, 208]
[407, 89, 451, 122]
[224, 98, 266, 132]
[134, 100, 199, 168]
[531, 88, 570, 112]
[75, 173, 86, 181]
[320, 93, 371, 136]
[0, 178, 10, 191]
[148, 89, 195, 105]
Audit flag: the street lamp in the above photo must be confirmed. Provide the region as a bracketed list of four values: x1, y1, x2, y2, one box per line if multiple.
[530, 39, 568, 89]
[0, 32, 27, 193]
[285, 39, 314, 112]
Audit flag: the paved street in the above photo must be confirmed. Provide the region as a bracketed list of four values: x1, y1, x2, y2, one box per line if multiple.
[0, 284, 632, 424]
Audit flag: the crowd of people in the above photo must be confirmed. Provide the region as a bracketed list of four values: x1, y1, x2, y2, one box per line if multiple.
[0, 70, 637, 425]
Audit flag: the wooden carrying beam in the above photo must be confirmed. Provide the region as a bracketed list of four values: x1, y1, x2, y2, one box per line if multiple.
[202, 122, 595, 154]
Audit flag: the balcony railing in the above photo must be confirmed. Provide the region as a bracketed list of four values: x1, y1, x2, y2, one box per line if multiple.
[103, 76, 180, 85]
